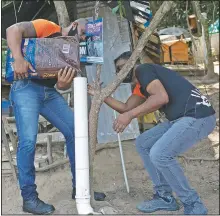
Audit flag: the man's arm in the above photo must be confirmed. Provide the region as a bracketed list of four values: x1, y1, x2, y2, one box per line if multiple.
[6, 22, 36, 79]
[113, 79, 169, 133]
[88, 83, 146, 113]
[6, 22, 37, 60]
[128, 79, 169, 118]
[104, 94, 146, 114]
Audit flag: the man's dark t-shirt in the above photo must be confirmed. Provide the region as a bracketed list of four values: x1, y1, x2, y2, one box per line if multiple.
[135, 64, 215, 121]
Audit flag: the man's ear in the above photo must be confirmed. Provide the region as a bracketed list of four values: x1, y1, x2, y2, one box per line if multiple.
[72, 22, 78, 28]
[80, 35, 86, 40]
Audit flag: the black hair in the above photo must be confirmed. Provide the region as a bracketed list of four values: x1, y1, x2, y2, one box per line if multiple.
[68, 26, 78, 36]
[114, 51, 141, 83]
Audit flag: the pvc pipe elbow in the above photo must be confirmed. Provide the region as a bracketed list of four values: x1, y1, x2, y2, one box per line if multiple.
[76, 202, 94, 214]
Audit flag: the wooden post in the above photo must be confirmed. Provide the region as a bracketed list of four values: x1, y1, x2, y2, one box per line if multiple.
[2, 120, 17, 180]
[46, 135, 53, 164]
[7, 128, 17, 153]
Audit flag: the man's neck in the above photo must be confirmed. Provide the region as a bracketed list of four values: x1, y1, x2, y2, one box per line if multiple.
[61, 26, 72, 36]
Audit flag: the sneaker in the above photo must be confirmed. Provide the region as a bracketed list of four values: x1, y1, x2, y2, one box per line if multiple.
[72, 187, 106, 201]
[23, 197, 55, 215]
[137, 193, 180, 213]
[184, 200, 208, 215]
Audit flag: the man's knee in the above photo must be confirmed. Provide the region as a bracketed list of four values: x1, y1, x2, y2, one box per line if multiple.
[17, 136, 37, 152]
[63, 124, 75, 143]
[135, 131, 151, 153]
[135, 134, 144, 153]
[149, 148, 171, 167]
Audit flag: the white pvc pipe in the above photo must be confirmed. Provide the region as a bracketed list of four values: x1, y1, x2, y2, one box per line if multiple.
[74, 77, 94, 215]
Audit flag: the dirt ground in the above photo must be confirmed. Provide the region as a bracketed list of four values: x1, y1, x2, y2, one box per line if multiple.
[1, 79, 219, 215]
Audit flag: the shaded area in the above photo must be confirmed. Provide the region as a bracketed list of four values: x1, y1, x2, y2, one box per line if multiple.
[1, 1, 77, 39]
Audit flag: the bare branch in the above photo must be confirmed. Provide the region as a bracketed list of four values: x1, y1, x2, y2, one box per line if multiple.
[192, 1, 217, 80]
[101, 1, 175, 100]
[186, 1, 197, 50]
[13, 1, 17, 23]
[94, 0, 102, 86]
[18, 0, 23, 13]
[96, 64, 102, 86]
[89, 0, 103, 205]
[212, 1, 216, 25]
[94, 0, 100, 20]
[53, 1, 70, 26]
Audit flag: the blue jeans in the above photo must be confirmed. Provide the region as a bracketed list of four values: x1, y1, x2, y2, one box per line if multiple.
[10, 80, 75, 201]
[136, 115, 216, 205]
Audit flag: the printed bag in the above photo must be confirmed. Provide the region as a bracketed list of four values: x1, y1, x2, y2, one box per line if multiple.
[5, 36, 80, 82]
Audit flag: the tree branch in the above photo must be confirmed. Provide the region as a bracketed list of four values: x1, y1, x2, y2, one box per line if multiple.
[53, 1, 70, 26]
[94, 0, 102, 88]
[186, 1, 197, 50]
[88, 0, 102, 205]
[101, 1, 175, 100]
[192, 1, 217, 80]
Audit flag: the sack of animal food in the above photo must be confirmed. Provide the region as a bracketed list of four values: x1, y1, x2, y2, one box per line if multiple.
[5, 36, 80, 82]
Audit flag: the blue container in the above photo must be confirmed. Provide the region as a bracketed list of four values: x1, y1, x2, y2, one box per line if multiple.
[2, 100, 13, 116]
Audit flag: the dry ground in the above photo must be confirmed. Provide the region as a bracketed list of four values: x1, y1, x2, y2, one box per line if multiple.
[1, 78, 219, 215]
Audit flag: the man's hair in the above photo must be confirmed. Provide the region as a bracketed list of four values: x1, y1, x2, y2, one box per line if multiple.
[114, 51, 141, 64]
[114, 51, 141, 83]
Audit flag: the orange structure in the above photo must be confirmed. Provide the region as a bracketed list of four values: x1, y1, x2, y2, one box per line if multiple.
[161, 40, 189, 64]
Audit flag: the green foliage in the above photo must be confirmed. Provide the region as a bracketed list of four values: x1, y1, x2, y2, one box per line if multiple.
[111, 1, 219, 29]
[200, 1, 219, 25]
[151, 1, 219, 29]
[112, 0, 126, 18]
[2, 39, 7, 46]
[2, 50, 7, 70]
[2, 39, 7, 70]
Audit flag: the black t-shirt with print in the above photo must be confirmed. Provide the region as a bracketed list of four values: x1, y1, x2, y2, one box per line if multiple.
[135, 63, 215, 121]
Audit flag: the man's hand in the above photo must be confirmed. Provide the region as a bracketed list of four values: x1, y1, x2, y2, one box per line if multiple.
[113, 112, 133, 133]
[57, 66, 76, 90]
[87, 83, 95, 96]
[87, 81, 103, 96]
[13, 57, 35, 80]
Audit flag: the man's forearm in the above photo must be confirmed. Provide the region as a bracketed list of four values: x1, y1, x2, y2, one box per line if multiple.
[6, 25, 24, 60]
[104, 96, 127, 113]
[128, 95, 166, 119]
[56, 83, 72, 91]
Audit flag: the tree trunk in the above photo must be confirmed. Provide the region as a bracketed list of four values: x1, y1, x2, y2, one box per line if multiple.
[192, 1, 218, 81]
[89, 0, 102, 205]
[88, 0, 175, 205]
[53, 1, 72, 101]
[53, 1, 70, 26]
[101, 1, 175, 99]
[186, 1, 197, 51]
[89, 94, 102, 205]
[191, 1, 202, 37]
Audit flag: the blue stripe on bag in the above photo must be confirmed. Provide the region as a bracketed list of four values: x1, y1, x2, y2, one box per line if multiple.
[5, 38, 36, 82]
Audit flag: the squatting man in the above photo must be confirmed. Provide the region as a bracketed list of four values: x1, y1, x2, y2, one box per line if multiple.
[88, 51, 216, 215]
